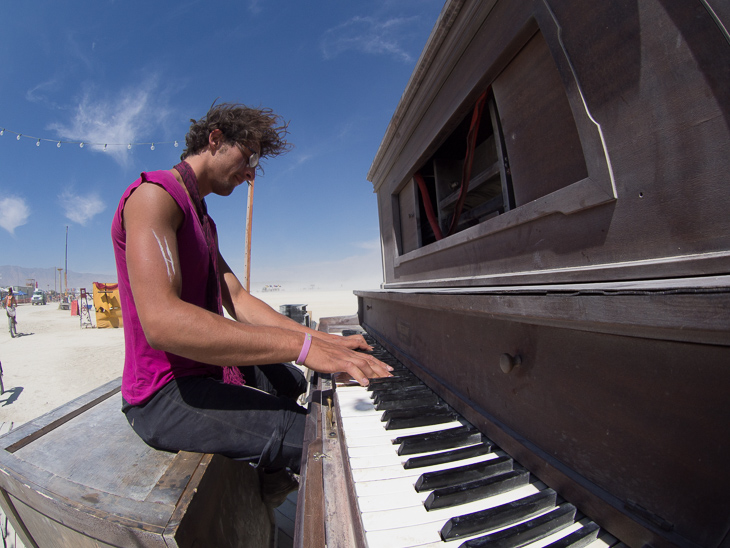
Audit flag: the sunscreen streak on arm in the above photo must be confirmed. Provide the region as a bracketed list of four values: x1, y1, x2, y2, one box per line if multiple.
[152, 229, 176, 282]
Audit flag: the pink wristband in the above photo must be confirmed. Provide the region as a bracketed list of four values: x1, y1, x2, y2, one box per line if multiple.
[296, 333, 312, 365]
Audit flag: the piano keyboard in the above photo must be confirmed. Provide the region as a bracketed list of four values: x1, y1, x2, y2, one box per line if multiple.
[335, 332, 614, 548]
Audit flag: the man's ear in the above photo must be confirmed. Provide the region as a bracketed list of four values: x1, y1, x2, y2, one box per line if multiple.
[208, 129, 224, 151]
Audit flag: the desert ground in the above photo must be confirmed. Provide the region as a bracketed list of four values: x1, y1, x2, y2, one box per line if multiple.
[0, 289, 361, 428]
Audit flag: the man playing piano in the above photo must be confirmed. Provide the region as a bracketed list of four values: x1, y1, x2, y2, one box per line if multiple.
[112, 102, 391, 506]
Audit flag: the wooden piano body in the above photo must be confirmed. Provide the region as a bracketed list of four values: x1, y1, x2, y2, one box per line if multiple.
[298, 1, 730, 547]
[0, 379, 275, 548]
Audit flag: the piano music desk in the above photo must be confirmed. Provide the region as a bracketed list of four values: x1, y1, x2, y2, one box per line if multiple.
[0, 378, 276, 548]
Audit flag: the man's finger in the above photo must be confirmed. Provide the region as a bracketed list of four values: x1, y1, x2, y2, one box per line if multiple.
[345, 362, 370, 387]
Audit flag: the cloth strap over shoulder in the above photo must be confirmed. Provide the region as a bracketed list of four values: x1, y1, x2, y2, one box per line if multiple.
[169, 161, 245, 387]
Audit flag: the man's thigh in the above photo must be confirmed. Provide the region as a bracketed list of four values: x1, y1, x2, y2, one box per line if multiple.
[124, 376, 307, 471]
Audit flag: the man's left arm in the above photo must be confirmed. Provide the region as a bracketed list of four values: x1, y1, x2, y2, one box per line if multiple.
[217, 252, 372, 352]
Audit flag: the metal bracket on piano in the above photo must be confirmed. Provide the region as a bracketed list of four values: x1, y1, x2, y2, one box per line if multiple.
[320, 376, 338, 439]
[312, 452, 330, 461]
[326, 397, 337, 438]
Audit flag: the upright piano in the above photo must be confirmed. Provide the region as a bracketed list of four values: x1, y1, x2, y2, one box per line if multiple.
[296, 1, 730, 547]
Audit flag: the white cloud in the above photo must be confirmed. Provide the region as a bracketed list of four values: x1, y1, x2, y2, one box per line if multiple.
[0, 196, 30, 235]
[59, 190, 106, 226]
[48, 79, 172, 166]
[321, 16, 418, 63]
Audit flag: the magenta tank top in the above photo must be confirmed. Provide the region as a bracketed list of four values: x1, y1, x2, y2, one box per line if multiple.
[112, 170, 221, 405]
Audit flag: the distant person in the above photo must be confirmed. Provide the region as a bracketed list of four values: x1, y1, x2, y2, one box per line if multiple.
[4, 288, 17, 338]
[112, 102, 391, 506]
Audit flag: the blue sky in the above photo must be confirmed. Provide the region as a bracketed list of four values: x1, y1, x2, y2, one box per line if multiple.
[0, 0, 443, 290]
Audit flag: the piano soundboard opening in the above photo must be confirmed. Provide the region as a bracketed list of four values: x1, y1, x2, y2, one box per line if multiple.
[298, 328, 621, 548]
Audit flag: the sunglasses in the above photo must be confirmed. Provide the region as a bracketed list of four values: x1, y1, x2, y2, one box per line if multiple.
[237, 143, 260, 169]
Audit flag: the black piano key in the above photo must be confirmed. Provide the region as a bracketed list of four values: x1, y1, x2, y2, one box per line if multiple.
[403, 442, 493, 469]
[381, 404, 449, 422]
[386, 410, 457, 430]
[459, 504, 577, 548]
[441, 489, 557, 541]
[396, 426, 482, 455]
[370, 381, 430, 396]
[373, 386, 434, 404]
[542, 522, 600, 548]
[372, 382, 432, 397]
[367, 374, 419, 387]
[373, 390, 439, 409]
[415, 455, 513, 492]
[375, 393, 440, 411]
[370, 374, 417, 385]
[424, 470, 529, 510]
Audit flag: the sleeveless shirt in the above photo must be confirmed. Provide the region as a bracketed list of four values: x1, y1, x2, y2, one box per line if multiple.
[112, 170, 221, 405]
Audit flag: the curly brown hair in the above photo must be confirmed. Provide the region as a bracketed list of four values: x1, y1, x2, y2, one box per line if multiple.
[181, 102, 291, 161]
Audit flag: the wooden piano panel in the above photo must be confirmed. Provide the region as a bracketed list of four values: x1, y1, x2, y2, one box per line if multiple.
[369, 0, 730, 288]
[491, 29, 587, 207]
[357, 288, 730, 548]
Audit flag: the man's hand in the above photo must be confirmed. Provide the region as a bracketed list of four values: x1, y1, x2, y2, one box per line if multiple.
[303, 336, 392, 387]
[322, 332, 373, 352]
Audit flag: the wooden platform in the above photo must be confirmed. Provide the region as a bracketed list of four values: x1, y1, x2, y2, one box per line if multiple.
[0, 379, 276, 548]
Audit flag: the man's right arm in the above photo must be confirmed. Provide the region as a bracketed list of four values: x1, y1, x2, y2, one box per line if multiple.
[123, 182, 391, 385]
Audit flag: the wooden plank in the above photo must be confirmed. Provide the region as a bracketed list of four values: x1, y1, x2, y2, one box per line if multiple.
[13, 395, 176, 501]
[491, 31, 588, 206]
[321, 378, 366, 548]
[293, 388, 325, 548]
[355, 285, 730, 346]
[164, 454, 274, 548]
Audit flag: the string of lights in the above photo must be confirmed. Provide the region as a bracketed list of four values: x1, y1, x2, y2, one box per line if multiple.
[0, 127, 179, 151]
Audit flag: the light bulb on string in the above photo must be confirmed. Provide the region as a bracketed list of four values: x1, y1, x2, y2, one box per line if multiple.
[0, 127, 183, 152]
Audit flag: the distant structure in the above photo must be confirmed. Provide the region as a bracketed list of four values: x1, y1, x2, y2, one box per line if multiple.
[261, 284, 283, 292]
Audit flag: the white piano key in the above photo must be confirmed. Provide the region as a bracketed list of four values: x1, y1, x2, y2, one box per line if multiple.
[365, 523, 442, 548]
[360, 483, 543, 531]
[347, 441, 487, 460]
[347, 443, 402, 458]
[354, 476, 419, 497]
[364, 501, 589, 548]
[350, 450, 503, 483]
[341, 420, 466, 447]
[338, 398, 382, 418]
[350, 451, 501, 475]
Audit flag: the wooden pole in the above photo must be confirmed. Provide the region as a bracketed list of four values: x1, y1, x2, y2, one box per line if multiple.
[243, 181, 254, 292]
